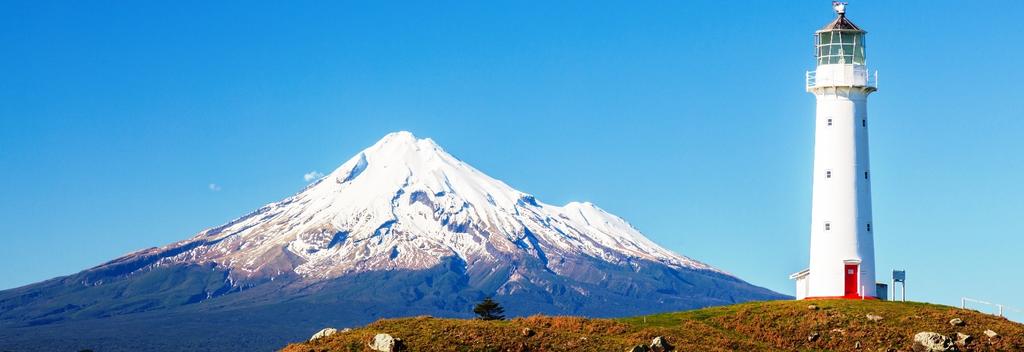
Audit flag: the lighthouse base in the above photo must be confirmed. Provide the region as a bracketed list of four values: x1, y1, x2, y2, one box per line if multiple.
[804, 295, 880, 300]
[789, 267, 880, 300]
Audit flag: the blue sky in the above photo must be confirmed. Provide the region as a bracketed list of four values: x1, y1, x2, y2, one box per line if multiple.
[1, 1, 1022, 319]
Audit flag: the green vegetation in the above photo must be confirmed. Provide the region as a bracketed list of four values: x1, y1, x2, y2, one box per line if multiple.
[284, 300, 1024, 351]
[473, 297, 506, 321]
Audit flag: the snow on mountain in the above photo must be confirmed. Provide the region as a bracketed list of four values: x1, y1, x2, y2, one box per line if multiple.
[135, 131, 721, 283]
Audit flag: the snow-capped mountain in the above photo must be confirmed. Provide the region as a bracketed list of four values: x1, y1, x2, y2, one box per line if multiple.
[0, 132, 786, 352]
[136, 131, 717, 284]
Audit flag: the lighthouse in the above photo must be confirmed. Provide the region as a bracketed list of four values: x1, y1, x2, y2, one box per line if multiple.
[790, 2, 879, 300]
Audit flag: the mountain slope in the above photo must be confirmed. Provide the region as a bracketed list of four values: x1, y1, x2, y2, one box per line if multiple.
[0, 131, 786, 351]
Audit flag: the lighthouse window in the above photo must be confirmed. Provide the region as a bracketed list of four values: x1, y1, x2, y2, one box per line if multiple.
[816, 30, 866, 66]
[825, 222, 831, 231]
[864, 171, 869, 179]
[862, 119, 866, 127]
[825, 170, 832, 179]
[827, 118, 833, 126]
[867, 223, 872, 232]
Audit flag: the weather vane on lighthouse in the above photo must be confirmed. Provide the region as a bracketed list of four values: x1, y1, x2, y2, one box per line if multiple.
[790, 2, 882, 300]
[832, 1, 847, 15]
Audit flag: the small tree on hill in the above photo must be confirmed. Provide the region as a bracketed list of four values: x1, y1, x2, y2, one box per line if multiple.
[473, 296, 505, 320]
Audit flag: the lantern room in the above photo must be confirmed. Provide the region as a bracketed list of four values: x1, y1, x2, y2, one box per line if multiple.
[815, 6, 866, 66]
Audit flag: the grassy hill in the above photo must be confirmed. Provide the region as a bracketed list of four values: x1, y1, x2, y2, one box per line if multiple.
[281, 300, 1023, 351]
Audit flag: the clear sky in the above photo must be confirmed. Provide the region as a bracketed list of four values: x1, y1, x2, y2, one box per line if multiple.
[2, 1, 1022, 320]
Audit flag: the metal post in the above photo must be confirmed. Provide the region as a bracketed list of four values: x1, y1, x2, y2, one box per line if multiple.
[962, 297, 966, 309]
[998, 305, 1004, 317]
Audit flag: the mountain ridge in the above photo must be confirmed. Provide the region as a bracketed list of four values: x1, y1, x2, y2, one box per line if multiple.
[91, 131, 724, 286]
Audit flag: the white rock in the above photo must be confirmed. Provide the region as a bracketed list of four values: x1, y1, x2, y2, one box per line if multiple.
[309, 327, 337, 342]
[954, 332, 972, 346]
[369, 333, 405, 352]
[649, 336, 674, 352]
[912, 332, 955, 352]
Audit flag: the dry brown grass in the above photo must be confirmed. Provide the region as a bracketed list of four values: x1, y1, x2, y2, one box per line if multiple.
[281, 300, 1024, 351]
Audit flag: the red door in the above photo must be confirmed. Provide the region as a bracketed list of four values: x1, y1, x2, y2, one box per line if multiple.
[844, 264, 859, 297]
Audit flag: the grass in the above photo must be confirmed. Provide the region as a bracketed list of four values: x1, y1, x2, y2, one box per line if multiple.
[281, 300, 1024, 351]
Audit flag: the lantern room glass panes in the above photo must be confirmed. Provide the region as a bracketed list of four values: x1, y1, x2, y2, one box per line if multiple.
[815, 30, 865, 65]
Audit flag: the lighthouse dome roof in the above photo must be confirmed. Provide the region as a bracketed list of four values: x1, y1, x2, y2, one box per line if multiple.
[820, 13, 863, 32]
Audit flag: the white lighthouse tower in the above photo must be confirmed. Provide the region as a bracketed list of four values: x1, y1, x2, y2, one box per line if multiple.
[790, 2, 879, 300]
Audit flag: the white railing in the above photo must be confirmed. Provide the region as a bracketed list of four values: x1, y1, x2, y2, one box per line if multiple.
[806, 67, 878, 91]
[961, 297, 1023, 318]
